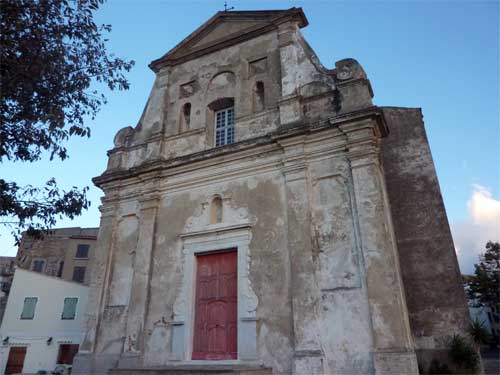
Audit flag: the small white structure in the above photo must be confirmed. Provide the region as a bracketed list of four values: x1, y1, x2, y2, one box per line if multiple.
[0, 269, 88, 374]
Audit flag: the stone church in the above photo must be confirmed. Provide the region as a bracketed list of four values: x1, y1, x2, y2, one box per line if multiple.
[74, 8, 469, 375]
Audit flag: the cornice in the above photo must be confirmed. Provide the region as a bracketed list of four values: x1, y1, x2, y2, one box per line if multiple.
[93, 106, 386, 188]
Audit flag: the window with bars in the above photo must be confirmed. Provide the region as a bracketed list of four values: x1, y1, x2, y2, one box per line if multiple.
[215, 107, 234, 147]
[21, 297, 37, 319]
[61, 297, 78, 320]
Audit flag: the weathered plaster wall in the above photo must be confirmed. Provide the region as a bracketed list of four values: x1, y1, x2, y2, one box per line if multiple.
[140, 171, 294, 371]
[109, 31, 284, 172]
[107, 18, 368, 174]
[381, 107, 469, 369]
[78, 112, 423, 375]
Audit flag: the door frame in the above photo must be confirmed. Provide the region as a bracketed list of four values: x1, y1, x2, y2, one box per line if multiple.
[172, 223, 258, 361]
[192, 249, 238, 360]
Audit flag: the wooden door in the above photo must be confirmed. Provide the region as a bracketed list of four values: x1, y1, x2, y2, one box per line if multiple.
[5, 346, 26, 374]
[192, 251, 237, 360]
[57, 344, 80, 364]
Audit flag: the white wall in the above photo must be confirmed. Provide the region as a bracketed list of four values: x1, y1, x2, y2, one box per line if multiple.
[0, 269, 88, 373]
[469, 305, 494, 334]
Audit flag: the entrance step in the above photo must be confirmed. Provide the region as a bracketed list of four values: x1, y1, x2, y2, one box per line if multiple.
[109, 362, 272, 375]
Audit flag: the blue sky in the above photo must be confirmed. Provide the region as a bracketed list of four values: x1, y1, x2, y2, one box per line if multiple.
[1, 0, 499, 274]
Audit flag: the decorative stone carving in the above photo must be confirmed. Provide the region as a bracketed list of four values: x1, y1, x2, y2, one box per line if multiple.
[249, 57, 268, 76]
[179, 80, 197, 98]
[113, 126, 134, 147]
[335, 58, 367, 81]
[208, 71, 235, 90]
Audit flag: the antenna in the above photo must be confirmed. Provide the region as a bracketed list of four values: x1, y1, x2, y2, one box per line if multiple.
[223, 1, 234, 12]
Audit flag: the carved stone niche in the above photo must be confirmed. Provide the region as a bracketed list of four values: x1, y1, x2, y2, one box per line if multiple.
[170, 223, 258, 362]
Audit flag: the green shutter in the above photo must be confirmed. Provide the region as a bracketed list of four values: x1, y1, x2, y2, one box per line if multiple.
[21, 297, 37, 319]
[62, 297, 78, 320]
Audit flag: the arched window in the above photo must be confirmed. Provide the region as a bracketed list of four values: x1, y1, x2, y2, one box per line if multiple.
[180, 102, 191, 131]
[209, 196, 223, 224]
[253, 81, 265, 112]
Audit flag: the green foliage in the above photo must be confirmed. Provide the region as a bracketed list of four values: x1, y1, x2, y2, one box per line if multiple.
[466, 242, 500, 311]
[0, 0, 133, 241]
[428, 359, 454, 374]
[1, 0, 134, 162]
[0, 179, 89, 241]
[449, 334, 479, 372]
[468, 318, 491, 346]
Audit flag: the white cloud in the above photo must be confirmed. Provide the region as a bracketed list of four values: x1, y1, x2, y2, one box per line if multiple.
[451, 184, 500, 274]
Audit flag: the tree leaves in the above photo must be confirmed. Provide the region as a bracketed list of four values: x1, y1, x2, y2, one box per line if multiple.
[0, 179, 90, 243]
[0, 0, 134, 162]
[466, 241, 500, 309]
[0, 0, 133, 240]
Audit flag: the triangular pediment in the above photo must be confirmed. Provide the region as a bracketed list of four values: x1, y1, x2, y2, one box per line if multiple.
[187, 18, 263, 51]
[149, 8, 308, 71]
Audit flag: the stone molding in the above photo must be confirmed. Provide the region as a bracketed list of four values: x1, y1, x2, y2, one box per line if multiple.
[94, 107, 386, 188]
[170, 223, 258, 361]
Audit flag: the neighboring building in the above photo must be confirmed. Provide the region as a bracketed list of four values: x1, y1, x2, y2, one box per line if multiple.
[465, 280, 500, 343]
[469, 304, 500, 340]
[16, 227, 98, 285]
[74, 8, 469, 374]
[0, 269, 88, 374]
[0, 257, 15, 324]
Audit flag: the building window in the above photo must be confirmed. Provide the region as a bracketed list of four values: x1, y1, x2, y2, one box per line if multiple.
[215, 107, 234, 147]
[20, 297, 37, 319]
[31, 259, 45, 273]
[75, 244, 89, 259]
[57, 344, 79, 365]
[61, 297, 78, 320]
[72, 266, 86, 283]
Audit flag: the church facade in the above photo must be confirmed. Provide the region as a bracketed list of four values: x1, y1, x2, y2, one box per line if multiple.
[74, 8, 469, 374]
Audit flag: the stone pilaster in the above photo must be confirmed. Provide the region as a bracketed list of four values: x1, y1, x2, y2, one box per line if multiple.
[72, 201, 119, 374]
[280, 137, 324, 375]
[342, 121, 419, 374]
[277, 21, 303, 126]
[119, 194, 160, 367]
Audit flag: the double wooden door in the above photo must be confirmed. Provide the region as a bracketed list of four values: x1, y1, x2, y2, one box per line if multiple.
[192, 251, 237, 360]
[5, 346, 26, 374]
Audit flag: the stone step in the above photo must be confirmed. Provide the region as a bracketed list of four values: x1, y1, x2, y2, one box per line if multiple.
[109, 362, 272, 375]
